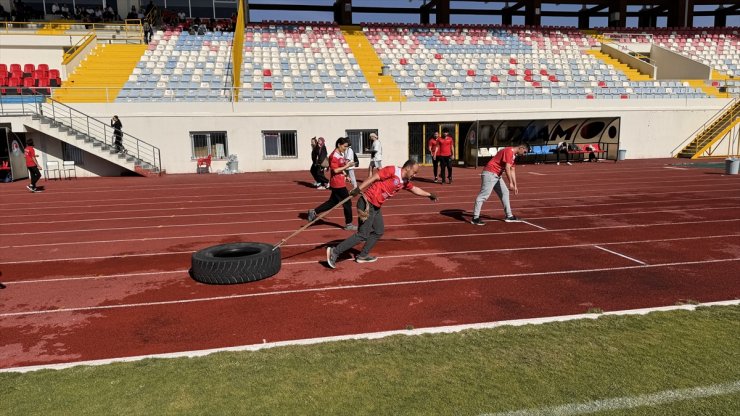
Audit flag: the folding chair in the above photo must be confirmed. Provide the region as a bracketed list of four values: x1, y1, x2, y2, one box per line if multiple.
[63, 160, 77, 179]
[45, 161, 61, 180]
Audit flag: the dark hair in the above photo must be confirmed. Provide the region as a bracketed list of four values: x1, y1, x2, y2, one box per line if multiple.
[442, 128, 449, 134]
[26, 138, 34, 146]
[335, 137, 351, 148]
[402, 159, 418, 169]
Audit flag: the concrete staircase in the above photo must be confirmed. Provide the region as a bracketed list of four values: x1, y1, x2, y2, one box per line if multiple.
[342, 26, 405, 102]
[685, 79, 726, 98]
[585, 50, 652, 81]
[53, 43, 146, 103]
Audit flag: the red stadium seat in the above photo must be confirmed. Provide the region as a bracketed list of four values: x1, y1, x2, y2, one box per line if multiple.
[38, 64, 49, 72]
[49, 69, 60, 79]
[467, 69, 475, 76]
[23, 64, 35, 75]
[9, 64, 21, 73]
[490, 75, 499, 82]
[263, 69, 272, 76]
[263, 82, 272, 90]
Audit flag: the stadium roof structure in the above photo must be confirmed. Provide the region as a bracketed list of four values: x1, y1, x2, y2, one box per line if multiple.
[245, 0, 739, 28]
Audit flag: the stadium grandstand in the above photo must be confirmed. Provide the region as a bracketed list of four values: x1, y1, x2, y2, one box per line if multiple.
[0, 0, 738, 177]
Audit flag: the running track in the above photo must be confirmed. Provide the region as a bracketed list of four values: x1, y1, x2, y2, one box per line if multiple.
[1, 159, 739, 370]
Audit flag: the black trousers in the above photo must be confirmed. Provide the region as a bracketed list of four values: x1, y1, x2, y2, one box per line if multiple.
[432, 157, 439, 179]
[28, 166, 41, 188]
[310, 164, 329, 185]
[556, 149, 570, 163]
[438, 156, 452, 181]
[315, 186, 352, 225]
[114, 134, 124, 153]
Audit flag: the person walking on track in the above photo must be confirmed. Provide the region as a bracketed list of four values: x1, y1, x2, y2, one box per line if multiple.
[24, 138, 43, 192]
[437, 128, 454, 184]
[470, 143, 529, 225]
[326, 159, 438, 268]
[308, 137, 357, 231]
[310, 137, 329, 189]
[428, 131, 440, 183]
[367, 132, 382, 178]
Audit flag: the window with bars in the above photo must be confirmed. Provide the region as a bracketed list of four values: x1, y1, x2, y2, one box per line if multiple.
[345, 129, 378, 155]
[61, 142, 84, 166]
[191, 132, 228, 160]
[262, 131, 298, 158]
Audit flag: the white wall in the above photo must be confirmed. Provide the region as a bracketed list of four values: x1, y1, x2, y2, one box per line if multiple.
[30, 98, 724, 175]
[0, 34, 85, 79]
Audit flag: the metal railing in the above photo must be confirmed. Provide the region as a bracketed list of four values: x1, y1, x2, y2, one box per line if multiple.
[0, 93, 161, 173]
[670, 97, 739, 157]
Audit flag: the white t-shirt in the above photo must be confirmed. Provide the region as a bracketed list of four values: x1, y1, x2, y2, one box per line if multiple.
[371, 140, 382, 161]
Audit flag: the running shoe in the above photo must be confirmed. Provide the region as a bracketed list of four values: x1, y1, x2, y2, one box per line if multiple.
[307, 209, 317, 222]
[26, 185, 34, 192]
[326, 247, 337, 269]
[355, 255, 378, 263]
[504, 215, 522, 223]
[344, 224, 358, 231]
[470, 217, 485, 226]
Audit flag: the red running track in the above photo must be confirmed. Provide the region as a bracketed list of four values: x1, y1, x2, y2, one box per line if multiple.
[1, 159, 739, 369]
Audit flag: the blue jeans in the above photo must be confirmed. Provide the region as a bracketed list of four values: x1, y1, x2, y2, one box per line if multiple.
[473, 171, 512, 218]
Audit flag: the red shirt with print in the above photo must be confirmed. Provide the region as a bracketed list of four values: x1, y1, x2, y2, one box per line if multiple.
[364, 166, 414, 208]
[328, 149, 349, 189]
[24, 146, 37, 167]
[437, 136, 454, 157]
[483, 146, 516, 176]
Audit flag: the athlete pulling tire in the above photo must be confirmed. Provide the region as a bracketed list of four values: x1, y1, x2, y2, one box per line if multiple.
[191, 242, 281, 284]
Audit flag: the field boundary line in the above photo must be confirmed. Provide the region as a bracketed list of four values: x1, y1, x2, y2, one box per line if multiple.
[481, 380, 740, 416]
[2, 299, 738, 373]
[594, 245, 647, 265]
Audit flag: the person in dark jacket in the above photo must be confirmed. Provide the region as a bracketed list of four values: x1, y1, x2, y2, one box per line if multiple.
[310, 137, 329, 189]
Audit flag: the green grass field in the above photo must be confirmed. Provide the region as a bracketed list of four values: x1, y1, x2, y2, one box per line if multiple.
[2, 305, 739, 415]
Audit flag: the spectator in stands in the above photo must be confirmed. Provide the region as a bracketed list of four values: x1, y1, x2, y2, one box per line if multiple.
[145, 1, 154, 17]
[178, 11, 186, 22]
[307, 137, 356, 231]
[427, 131, 440, 183]
[111, 115, 124, 153]
[555, 141, 572, 166]
[24, 138, 42, 193]
[437, 128, 454, 184]
[0, 5, 9, 21]
[126, 6, 137, 19]
[143, 20, 153, 44]
[51, 3, 59, 15]
[325, 159, 437, 268]
[470, 143, 529, 225]
[367, 132, 382, 178]
[60, 4, 69, 18]
[310, 137, 329, 189]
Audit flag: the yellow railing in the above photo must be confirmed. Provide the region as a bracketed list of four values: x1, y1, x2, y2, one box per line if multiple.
[62, 32, 96, 65]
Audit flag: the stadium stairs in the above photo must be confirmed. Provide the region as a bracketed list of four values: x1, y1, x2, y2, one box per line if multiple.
[684, 79, 724, 98]
[8, 97, 161, 175]
[584, 50, 651, 81]
[676, 98, 740, 159]
[53, 43, 147, 103]
[342, 26, 405, 102]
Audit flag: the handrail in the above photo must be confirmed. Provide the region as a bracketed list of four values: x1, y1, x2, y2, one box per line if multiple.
[670, 97, 739, 156]
[62, 32, 96, 65]
[0, 93, 161, 173]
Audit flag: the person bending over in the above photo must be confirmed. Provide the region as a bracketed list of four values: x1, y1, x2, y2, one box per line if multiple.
[470, 143, 529, 225]
[326, 159, 437, 268]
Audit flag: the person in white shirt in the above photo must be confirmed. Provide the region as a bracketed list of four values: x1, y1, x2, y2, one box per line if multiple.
[367, 132, 382, 178]
[344, 141, 358, 189]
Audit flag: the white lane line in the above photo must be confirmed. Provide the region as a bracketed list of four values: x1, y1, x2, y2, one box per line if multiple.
[2, 299, 738, 373]
[528, 172, 546, 175]
[3, 220, 740, 265]
[664, 166, 689, 170]
[594, 245, 647, 265]
[482, 380, 740, 416]
[521, 220, 548, 230]
[3, 203, 740, 242]
[5, 183, 739, 221]
[1, 257, 739, 317]
[7, 233, 738, 285]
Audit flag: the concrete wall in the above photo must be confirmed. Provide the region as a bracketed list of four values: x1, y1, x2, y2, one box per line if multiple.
[651, 45, 712, 80]
[602, 43, 656, 79]
[2, 98, 719, 176]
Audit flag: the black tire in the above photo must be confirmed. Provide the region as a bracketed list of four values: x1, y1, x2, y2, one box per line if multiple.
[191, 242, 281, 284]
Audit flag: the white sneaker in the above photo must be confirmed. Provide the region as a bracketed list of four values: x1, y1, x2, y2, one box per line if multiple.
[566, 162, 572, 166]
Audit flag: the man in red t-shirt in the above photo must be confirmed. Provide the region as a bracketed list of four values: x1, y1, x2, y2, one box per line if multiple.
[436, 128, 454, 184]
[24, 138, 43, 192]
[427, 131, 440, 183]
[326, 159, 438, 268]
[308, 137, 357, 230]
[471, 143, 529, 225]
